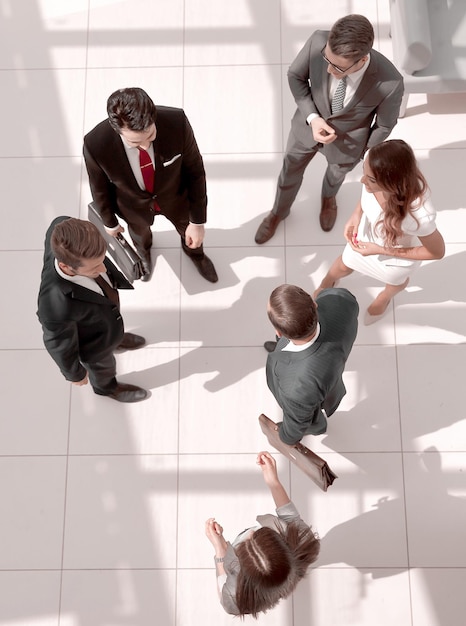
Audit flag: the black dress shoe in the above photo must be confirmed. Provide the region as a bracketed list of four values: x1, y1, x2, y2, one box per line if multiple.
[107, 383, 148, 403]
[117, 333, 146, 351]
[190, 254, 218, 283]
[264, 340, 277, 353]
[140, 258, 153, 282]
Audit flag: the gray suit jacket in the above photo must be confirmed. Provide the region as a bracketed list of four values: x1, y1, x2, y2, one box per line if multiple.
[266, 288, 359, 444]
[288, 30, 404, 164]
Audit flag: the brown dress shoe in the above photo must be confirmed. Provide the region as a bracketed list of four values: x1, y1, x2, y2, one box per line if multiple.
[319, 196, 338, 232]
[255, 212, 283, 244]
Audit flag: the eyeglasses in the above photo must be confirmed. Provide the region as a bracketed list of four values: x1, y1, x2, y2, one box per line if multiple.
[321, 46, 363, 74]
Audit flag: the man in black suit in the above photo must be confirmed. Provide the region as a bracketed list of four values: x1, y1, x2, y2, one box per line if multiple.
[83, 87, 218, 283]
[265, 284, 358, 444]
[255, 14, 403, 240]
[37, 216, 148, 403]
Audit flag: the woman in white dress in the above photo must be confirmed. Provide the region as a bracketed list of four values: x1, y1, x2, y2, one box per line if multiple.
[314, 139, 445, 324]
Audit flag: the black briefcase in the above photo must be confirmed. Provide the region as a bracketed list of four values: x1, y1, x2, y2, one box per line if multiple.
[88, 203, 146, 283]
[259, 414, 338, 491]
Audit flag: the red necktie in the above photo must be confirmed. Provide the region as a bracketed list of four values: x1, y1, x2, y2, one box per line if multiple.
[138, 147, 155, 193]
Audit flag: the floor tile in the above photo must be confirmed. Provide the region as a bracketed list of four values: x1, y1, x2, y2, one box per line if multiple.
[0, 571, 61, 626]
[410, 568, 466, 626]
[0, 350, 70, 455]
[88, 0, 184, 68]
[202, 153, 284, 248]
[184, 65, 283, 154]
[394, 244, 466, 345]
[0, 252, 46, 349]
[0, 457, 66, 569]
[294, 568, 412, 626]
[63, 455, 177, 569]
[179, 347, 282, 453]
[60, 569, 176, 626]
[69, 347, 179, 455]
[0, 0, 89, 70]
[0, 69, 86, 157]
[0, 157, 81, 250]
[403, 450, 466, 567]
[184, 0, 281, 66]
[397, 345, 466, 451]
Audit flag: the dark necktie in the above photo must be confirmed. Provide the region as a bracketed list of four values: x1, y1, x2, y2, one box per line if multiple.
[95, 274, 120, 308]
[138, 147, 155, 193]
[331, 76, 347, 113]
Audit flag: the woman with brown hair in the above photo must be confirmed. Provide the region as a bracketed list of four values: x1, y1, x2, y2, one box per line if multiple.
[314, 139, 445, 324]
[205, 452, 320, 618]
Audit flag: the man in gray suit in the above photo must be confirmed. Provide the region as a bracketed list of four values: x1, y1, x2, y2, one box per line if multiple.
[255, 14, 403, 240]
[265, 284, 359, 444]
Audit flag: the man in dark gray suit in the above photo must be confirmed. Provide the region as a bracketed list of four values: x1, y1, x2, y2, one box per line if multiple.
[255, 14, 403, 240]
[265, 284, 358, 444]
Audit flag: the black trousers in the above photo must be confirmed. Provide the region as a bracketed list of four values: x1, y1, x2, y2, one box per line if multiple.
[82, 352, 118, 395]
[128, 212, 205, 261]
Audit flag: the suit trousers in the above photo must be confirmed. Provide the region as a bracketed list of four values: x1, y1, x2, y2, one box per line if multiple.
[127, 212, 205, 261]
[82, 352, 118, 395]
[271, 129, 357, 218]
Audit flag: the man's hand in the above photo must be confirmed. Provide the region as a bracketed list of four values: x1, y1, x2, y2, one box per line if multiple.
[72, 373, 89, 386]
[185, 223, 205, 249]
[105, 224, 125, 238]
[310, 117, 337, 144]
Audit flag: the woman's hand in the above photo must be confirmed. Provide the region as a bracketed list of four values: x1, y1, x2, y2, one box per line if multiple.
[257, 451, 279, 487]
[205, 518, 227, 552]
[347, 239, 384, 256]
[344, 202, 363, 244]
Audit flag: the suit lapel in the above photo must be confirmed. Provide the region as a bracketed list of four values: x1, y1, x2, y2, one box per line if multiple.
[341, 55, 378, 111]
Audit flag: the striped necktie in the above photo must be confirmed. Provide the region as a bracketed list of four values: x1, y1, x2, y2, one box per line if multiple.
[331, 76, 347, 114]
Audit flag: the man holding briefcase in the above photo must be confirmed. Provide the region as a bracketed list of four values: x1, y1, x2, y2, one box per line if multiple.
[83, 87, 218, 283]
[265, 284, 358, 444]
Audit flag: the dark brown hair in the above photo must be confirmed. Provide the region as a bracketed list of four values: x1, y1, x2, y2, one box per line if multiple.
[368, 139, 429, 247]
[51, 218, 106, 270]
[328, 14, 374, 60]
[107, 87, 157, 132]
[235, 522, 320, 618]
[268, 285, 318, 340]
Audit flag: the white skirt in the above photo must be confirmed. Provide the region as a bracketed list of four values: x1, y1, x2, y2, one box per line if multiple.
[342, 243, 421, 285]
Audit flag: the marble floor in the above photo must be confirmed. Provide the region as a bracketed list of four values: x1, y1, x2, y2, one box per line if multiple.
[1, 1, 465, 625]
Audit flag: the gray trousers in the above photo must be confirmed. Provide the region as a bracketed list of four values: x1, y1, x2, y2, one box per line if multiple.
[271, 129, 358, 218]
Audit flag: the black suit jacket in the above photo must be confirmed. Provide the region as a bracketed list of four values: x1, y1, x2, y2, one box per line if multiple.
[83, 106, 207, 231]
[288, 30, 404, 163]
[266, 288, 359, 444]
[36, 216, 133, 382]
